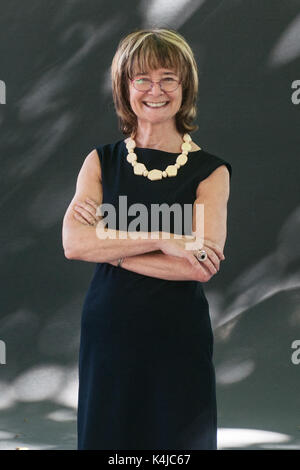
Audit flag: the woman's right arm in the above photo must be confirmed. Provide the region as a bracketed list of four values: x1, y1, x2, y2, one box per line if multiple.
[62, 149, 159, 262]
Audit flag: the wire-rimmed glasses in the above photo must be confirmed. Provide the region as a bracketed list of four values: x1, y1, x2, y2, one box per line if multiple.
[130, 77, 181, 93]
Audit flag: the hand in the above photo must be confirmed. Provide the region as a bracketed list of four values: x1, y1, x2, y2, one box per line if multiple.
[158, 234, 225, 279]
[194, 240, 225, 278]
[72, 197, 101, 226]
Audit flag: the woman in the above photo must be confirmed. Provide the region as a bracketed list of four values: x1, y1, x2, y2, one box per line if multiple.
[62, 28, 232, 450]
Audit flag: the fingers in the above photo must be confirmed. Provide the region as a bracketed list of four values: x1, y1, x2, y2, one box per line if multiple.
[202, 245, 220, 273]
[187, 253, 211, 280]
[73, 204, 95, 225]
[193, 252, 217, 276]
[84, 198, 102, 221]
[188, 253, 207, 273]
[187, 236, 225, 262]
[73, 200, 98, 225]
[192, 244, 222, 277]
[75, 201, 95, 218]
[202, 255, 218, 275]
[203, 239, 225, 261]
[192, 238, 226, 277]
[73, 211, 90, 225]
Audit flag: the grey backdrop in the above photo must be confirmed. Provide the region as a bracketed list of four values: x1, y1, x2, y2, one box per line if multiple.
[0, 0, 300, 450]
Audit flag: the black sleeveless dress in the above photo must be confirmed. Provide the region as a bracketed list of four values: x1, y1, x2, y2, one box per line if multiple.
[77, 139, 232, 450]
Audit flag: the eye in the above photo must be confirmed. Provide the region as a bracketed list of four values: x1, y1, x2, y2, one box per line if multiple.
[135, 78, 150, 84]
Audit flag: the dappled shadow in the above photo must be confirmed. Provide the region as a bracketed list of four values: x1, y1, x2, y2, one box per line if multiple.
[1, 0, 300, 450]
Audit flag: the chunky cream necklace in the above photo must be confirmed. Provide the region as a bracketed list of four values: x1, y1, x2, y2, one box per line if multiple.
[125, 133, 197, 181]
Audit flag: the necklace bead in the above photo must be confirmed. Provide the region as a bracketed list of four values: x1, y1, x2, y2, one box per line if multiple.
[125, 133, 197, 181]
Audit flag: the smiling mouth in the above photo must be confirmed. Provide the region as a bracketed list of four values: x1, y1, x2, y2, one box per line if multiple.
[143, 102, 169, 108]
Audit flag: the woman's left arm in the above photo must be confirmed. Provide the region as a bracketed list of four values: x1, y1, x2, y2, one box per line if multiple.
[192, 164, 231, 254]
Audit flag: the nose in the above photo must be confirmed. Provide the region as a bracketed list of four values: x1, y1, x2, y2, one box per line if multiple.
[148, 82, 165, 97]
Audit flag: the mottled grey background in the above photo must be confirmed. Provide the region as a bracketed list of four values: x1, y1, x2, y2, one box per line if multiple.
[0, 0, 300, 450]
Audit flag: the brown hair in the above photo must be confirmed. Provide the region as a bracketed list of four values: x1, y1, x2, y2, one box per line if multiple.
[111, 28, 199, 137]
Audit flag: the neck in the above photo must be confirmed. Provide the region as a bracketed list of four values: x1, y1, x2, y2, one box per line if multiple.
[132, 122, 185, 153]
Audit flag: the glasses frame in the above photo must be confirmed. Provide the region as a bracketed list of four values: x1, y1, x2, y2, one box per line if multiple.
[130, 77, 182, 93]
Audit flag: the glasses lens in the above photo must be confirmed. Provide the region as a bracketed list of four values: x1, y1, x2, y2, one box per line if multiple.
[133, 78, 151, 91]
[133, 78, 179, 92]
[160, 78, 179, 91]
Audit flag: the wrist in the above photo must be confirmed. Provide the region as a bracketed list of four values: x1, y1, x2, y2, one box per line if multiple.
[155, 231, 178, 249]
[109, 259, 118, 267]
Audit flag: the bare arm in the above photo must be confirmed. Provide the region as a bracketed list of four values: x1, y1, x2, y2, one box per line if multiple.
[62, 149, 159, 262]
[109, 251, 205, 281]
[192, 164, 230, 254]
[70, 161, 230, 282]
[68, 192, 205, 280]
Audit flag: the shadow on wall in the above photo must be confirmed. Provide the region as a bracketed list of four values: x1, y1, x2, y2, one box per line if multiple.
[0, 0, 300, 450]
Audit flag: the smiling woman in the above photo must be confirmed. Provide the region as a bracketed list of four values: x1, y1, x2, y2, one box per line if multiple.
[63, 27, 232, 451]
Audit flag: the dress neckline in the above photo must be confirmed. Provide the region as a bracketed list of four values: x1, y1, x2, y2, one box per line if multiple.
[121, 139, 202, 155]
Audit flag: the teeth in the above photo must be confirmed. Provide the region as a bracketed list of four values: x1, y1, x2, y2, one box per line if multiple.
[144, 102, 168, 107]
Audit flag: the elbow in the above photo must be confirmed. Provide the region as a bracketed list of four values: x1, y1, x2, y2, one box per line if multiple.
[64, 247, 76, 260]
[62, 236, 80, 260]
[62, 221, 80, 260]
[63, 242, 77, 259]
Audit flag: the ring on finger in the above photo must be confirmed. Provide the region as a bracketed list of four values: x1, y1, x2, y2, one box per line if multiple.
[195, 249, 207, 262]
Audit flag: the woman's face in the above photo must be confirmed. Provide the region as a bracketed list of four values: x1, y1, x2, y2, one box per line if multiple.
[128, 67, 182, 127]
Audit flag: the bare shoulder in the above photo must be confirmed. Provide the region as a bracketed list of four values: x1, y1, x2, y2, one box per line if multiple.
[84, 148, 102, 181]
[196, 164, 230, 198]
[63, 148, 103, 223]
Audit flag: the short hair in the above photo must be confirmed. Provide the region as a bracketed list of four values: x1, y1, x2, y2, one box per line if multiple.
[111, 28, 199, 137]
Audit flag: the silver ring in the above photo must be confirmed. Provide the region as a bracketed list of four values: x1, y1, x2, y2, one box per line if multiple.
[196, 249, 207, 262]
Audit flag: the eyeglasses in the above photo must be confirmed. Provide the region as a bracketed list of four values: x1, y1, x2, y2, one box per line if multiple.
[130, 77, 181, 92]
